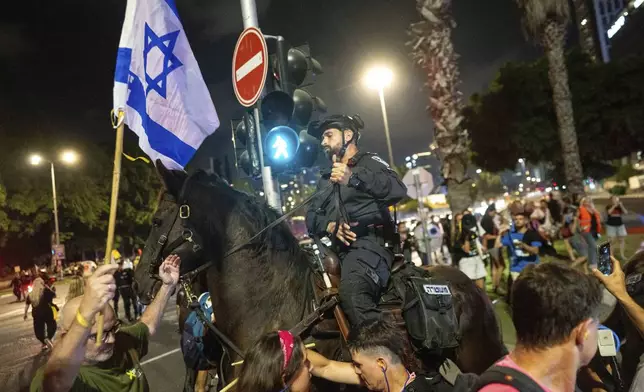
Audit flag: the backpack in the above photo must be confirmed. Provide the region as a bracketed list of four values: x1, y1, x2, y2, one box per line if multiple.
[470, 365, 546, 391]
[180, 293, 214, 370]
[395, 264, 460, 354]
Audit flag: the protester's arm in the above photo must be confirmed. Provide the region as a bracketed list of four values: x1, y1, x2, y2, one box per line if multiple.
[620, 203, 628, 214]
[517, 232, 540, 255]
[307, 349, 361, 385]
[41, 264, 119, 392]
[140, 254, 180, 336]
[593, 256, 644, 338]
[519, 241, 540, 255]
[570, 216, 579, 232]
[495, 227, 510, 249]
[462, 238, 471, 254]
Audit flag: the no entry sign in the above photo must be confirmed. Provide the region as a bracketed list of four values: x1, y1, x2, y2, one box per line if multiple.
[232, 27, 268, 107]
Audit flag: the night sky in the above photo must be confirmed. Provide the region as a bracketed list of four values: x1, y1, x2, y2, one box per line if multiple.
[0, 0, 540, 174]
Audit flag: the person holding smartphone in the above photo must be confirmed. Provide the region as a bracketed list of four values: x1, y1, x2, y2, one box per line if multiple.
[606, 196, 628, 260]
[593, 255, 644, 341]
[495, 209, 542, 301]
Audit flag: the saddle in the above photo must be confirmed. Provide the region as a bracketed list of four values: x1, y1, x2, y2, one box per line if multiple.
[304, 252, 409, 340]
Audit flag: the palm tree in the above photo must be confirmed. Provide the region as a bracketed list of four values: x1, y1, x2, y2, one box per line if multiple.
[407, 0, 472, 216]
[515, 0, 585, 195]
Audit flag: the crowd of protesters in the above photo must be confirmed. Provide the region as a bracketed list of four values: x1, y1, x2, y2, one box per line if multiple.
[398, 192, 635, 297]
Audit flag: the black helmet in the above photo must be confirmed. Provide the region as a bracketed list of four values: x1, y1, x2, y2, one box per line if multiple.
[307, 114, 364, 140]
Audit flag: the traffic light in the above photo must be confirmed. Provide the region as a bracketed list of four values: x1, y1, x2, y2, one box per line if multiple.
[265, 126, 299, 165]
[261, 38, 326, 170]
[264, 40, 327, 127]
[232, 112, 260, 177]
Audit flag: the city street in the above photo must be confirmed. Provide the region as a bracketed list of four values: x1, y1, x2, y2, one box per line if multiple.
[0, 281, 186, 392]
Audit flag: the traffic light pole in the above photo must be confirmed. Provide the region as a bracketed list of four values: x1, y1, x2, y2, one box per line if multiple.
[240, 0, 282, 212]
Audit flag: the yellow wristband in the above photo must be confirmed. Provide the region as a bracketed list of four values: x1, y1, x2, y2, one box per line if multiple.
[76, 310, 90, 328]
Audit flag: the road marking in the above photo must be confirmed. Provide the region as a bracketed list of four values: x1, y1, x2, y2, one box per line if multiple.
[0, 293, 13, 299]
[0, 308, 24, 319]
[235, 51, 262, 82]
[140, 348, 181, 366]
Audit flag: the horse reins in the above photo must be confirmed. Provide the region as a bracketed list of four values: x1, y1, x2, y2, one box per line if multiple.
[178, 182, 335, 283]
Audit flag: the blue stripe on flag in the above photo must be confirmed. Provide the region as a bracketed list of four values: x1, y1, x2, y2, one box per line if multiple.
[114, 48, 132, 83]
[127, 72, 196, 167]
[164, 0, 180, 20]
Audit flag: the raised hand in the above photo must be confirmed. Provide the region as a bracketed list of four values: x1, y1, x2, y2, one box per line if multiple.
[159, 254, 181, 286]
[78, 264, 119, 322]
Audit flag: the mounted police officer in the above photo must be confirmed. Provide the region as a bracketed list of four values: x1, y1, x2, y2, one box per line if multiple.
[306, 114, 407, 327]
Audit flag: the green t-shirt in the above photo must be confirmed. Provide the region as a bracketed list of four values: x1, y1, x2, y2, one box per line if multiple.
[31, 322, 150, 392]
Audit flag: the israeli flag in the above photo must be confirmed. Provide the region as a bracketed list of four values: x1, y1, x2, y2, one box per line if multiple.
[113, 0, 219, 169]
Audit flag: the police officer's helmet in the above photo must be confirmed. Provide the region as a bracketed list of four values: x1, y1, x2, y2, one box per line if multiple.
[307, 114, 364, 141]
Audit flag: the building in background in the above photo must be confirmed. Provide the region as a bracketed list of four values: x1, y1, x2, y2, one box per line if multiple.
[610, 0, 644, 58]
[573, 0, 643, 62]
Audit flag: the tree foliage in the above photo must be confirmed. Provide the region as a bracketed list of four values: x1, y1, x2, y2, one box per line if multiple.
[465, 51, 644, 180]
[0, 132, 160, 261]
[471, 172, 505, 202]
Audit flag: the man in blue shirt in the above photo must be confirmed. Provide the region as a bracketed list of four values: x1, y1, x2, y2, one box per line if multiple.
[495, 210, 542, 300]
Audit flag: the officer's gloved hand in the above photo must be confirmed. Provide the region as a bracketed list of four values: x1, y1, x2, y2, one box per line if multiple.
[326, 221, 358, 246]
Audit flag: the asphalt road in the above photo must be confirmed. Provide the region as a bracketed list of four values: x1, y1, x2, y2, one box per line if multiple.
[0, 281, 186, 392]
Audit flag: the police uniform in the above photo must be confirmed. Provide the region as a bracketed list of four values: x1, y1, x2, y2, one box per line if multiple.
[306, 115, 407, 326]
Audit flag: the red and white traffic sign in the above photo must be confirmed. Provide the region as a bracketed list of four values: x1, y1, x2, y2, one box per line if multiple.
[232, 27, 268, 107]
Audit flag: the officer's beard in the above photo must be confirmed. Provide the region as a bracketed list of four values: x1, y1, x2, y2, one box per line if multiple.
[323, 144, 341, 160]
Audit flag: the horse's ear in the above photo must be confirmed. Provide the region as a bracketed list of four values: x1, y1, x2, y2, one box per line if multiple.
[155, 159, 187, 198]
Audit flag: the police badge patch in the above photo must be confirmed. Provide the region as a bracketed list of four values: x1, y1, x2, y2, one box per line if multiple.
[423, 284, 451, 295]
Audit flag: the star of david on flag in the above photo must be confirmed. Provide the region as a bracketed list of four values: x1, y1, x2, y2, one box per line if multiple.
[113, 0, 219, 169]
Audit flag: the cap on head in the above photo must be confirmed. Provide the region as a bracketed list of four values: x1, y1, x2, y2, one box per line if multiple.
[307, 114, 364, 140]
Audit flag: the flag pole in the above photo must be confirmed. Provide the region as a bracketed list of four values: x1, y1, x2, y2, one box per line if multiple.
[96, 110, 125, 345]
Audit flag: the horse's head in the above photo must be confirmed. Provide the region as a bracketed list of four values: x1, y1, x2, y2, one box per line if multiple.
[134, 162, 218, 304]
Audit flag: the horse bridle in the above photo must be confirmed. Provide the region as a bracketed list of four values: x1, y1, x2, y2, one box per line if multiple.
[146, 175, 205, 285]
[146, 171, 337, 287]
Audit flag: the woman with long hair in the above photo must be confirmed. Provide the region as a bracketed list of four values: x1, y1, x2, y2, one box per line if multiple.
[23, 274, 57, 350]
[65, 268, 85, 302]
[237, 330, 312, 392]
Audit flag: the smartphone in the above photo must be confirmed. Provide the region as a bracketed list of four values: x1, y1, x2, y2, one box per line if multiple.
[597, 242, 612, 275]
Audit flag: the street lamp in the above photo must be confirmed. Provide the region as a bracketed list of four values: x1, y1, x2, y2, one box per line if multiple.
[28, 150, 80, 246]
[364, 66, 395, 166]
[61, 150, 79, 165]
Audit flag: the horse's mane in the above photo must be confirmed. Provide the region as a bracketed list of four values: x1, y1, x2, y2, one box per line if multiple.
[177, 171, 310, 271]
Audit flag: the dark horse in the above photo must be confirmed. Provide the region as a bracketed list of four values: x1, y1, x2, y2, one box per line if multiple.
[134, 165, 507, 389]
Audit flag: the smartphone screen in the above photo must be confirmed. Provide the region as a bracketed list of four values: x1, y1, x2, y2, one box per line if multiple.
[598, 242, 612, 275]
